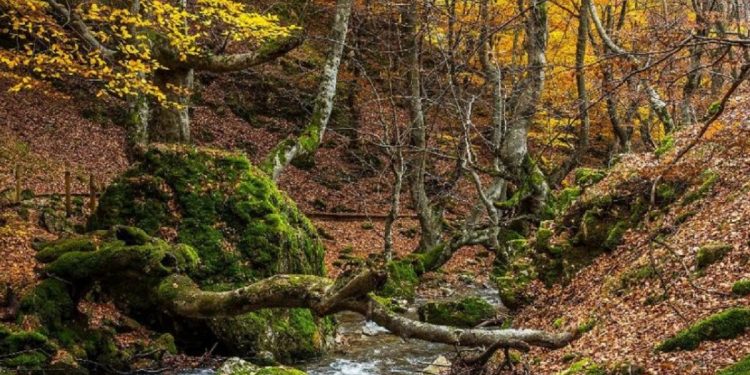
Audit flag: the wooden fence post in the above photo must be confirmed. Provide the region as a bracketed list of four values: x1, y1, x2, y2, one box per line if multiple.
[14, 165, 21, 203]
[89, 174, 97, 212]
[65, 170, 71, 217]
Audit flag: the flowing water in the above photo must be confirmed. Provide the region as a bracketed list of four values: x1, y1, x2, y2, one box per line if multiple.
[182, 285, 500, 375]
[302, 285, 501, 375]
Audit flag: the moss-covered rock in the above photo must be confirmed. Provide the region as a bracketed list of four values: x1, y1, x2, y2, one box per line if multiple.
[216, 357, 307, 375]
[0, 326, 57, 369]
[695, 242, 733, 270]
[88, 146, 329, 361]
[558, 358, 605, 375]
[682, 170, 719, 205]
[732, 279, 750, 296]
[417, 297, 496, 328]
[574, 168, 606, 187]
[656, 307, 750, 352]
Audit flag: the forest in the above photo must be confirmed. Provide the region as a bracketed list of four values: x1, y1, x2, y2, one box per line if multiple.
[0, 0, 749, 374]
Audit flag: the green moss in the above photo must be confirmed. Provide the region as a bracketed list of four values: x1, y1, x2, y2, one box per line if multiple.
[574, 168, 606, 187]
[719, 355, 750, 375]
[88, 146, 329, 361]
[615, 264, 657, 295]
[603, 221, 628, 250]
[655, 184, 677, 204]
[553, 317, 567, 329]
[0, 327, 56, 368]
[19, 279, 75, 333]
[682, 170, 719, 205]
[551, 187, 582, 215]
[35, 237, 96, 263]
[210, 309, 330, 363]
[559, 358, 605, 375]
[695, 242, 733, 270]
[654, 135, 675, 157]
[418, 297, 496, 328]
[381, 259, 420, 298]
[656, 307, 750, 352]
[576, 316, 597, 335]
[732, 279, 750, 296]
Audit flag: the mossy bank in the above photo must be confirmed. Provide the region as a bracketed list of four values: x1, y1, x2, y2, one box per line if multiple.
[88, 145, 331, 362]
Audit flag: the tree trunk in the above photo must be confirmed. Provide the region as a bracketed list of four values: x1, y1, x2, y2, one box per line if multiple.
[405, 0, 442, 250]
[550, 0, 591, 185]
[150, 68, 193, 143]
[262, 0, 354, 180]
[32, 227, 576, 354]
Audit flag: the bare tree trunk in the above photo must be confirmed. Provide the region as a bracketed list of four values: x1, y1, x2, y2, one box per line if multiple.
[384, 150, 405, 262]
[405, 0, 441, 250]
[500, 0, 549, 214]
[587, 0, 674, 133]
[550, 0, 591, 185]
[263, 0, 354, 180]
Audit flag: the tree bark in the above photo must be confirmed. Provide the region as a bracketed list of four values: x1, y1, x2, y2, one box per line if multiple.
[405, 0, 442, 250]
[587, 0, 675, 133]
[149, 68, 193, 143]
[161, 272, 575, 351]
[550, 0, 591, 185]
[262, 0, 354, 180]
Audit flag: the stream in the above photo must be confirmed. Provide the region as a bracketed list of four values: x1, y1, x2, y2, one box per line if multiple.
[302, 285, 501, 375]
[182, 285, 500, 375]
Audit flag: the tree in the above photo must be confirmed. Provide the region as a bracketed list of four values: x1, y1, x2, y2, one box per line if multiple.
[0, 0, 301, 145]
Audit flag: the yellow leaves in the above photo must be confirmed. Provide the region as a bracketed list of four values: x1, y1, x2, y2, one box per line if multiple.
[0, 0, 294, 106]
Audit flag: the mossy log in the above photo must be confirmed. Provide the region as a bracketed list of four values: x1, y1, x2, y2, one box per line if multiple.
[14, 227, 574, 372]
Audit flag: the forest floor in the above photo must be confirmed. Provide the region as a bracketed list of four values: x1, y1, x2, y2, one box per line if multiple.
[1, 79, 749, 374]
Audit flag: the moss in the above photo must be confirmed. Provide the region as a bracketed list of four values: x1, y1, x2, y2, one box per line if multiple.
[682, 170, 719, 205]
[35, 237, 96, 263]
[615, 264, 657, 295]
[0, 327, 56, 368]
[210, 309, 330, 363]
[655, 184, 677, 204]
[719, 355, 750, 375]
[576, 316, 597, 335]
[603, 221, 628, 250]
[695, 242, 733, 270]
[19, 279, 75, 333]
[418, 297, 496, 328]
[574, 168, 606, 187]
[381, 259, 420, 298]
[656, 307, 750, 352]
[559, 358, 605, 375]
[654, 135, 675, 157]
[551, 187, 582, 215]
[732, 279, 750, 296]
[674, 210, 696, 225]
[89, 146, 328, 360]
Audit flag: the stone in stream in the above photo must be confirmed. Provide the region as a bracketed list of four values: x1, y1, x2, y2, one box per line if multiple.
[422, 355, 451, 375]
[217, 357, 307, 375]
[418, 296, 497, 328]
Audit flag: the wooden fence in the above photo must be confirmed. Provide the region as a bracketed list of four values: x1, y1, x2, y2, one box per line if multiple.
[3, 165, 418, 221]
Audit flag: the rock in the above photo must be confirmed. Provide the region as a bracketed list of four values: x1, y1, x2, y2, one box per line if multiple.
[89, 146, 331, 361]
[217, 358, 259, 375]
[361, 321, 388, 336]
[422, 355, 451, 375]
[216, 358, 308, 375]
[418, 297, 497, 328]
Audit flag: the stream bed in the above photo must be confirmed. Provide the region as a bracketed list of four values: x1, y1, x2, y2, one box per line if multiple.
[182, 285, 500, 375]
[302, 285, 501, 375]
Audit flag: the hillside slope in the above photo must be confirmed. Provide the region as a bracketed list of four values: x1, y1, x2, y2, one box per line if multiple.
[516, 94, 750, 374]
